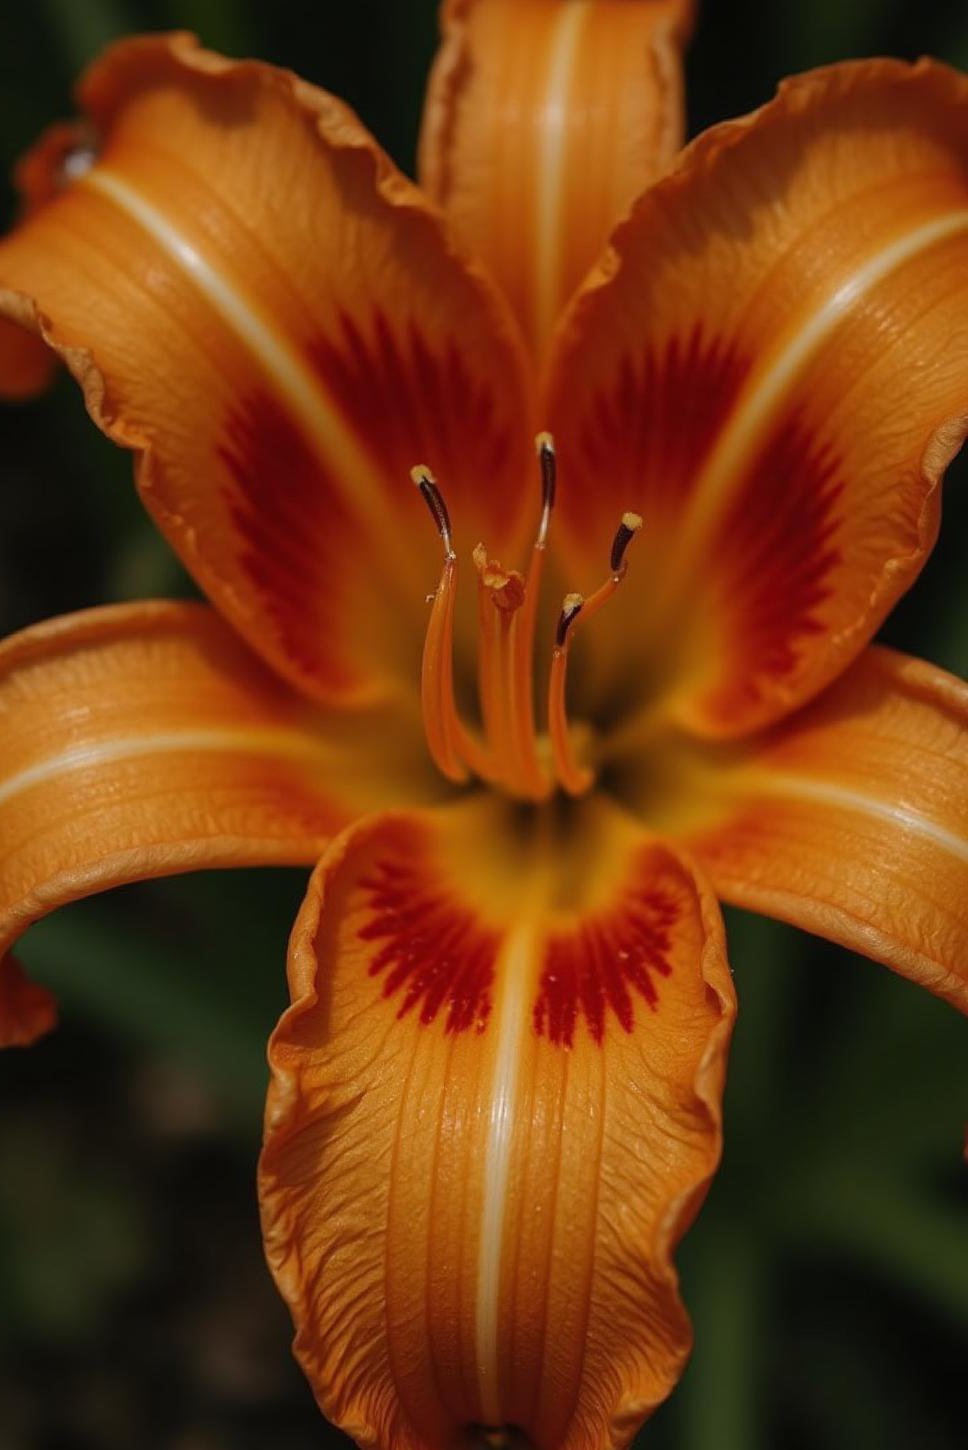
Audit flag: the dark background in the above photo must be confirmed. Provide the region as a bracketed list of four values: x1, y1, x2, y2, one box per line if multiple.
[0, 2, 966, 1447]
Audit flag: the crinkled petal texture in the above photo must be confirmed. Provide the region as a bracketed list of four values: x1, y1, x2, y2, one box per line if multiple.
[260, 801, 734, 1450]
[546, 59, 968, 737]
[0, 33, 534, 708]
[677, 647, 968, 1013]
[419, 0, 693, 360]
[0, 600, 438, 1048]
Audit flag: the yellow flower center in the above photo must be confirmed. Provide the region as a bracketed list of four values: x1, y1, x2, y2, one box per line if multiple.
[414, 435, 641, 802]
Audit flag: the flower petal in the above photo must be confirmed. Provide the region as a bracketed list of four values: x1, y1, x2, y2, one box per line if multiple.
[0, 599, 436, 1048]
[0, 316, 54, 397]
[260, 799, 734, 1448]
[0, 34, 533, 707]
[419, 0, 693, 360]
[685, 647, 968, 1012]
[0, 956, 58, 1047]
[546, 60, 968, 736]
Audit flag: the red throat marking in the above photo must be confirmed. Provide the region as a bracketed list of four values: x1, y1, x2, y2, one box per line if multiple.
[355, 841, 676, 1047]
[358, 854, 498, 1035]
[534, 872, 677, 1048]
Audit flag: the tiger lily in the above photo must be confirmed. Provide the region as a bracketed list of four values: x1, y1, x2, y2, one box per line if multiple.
[1, 2, 967, 1445]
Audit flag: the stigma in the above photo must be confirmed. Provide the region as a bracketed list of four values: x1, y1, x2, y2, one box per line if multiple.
[414, 440, 641, 801]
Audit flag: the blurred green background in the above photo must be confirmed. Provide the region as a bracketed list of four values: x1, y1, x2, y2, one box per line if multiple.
[0, 1, 966, 1447]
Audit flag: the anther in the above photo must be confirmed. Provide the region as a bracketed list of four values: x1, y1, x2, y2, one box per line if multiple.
[555, 592, 584, 647]
[411, 465, 455, 558]
[534, 431, 556, 548]
[609, 511, 643, 574]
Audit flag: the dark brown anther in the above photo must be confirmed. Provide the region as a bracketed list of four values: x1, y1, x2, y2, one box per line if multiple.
[555, 592, 584, 647]
[609, 510, 643, 574]
[411, 465, 455, 557]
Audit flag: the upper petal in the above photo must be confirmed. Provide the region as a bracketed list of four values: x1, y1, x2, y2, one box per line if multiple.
[545, 59, 968, 737]
[0, 34, 534, 707]
[0, 600, 437, 1049]
[259, 798, 733, 1448]
[682, 646, 968, 1012]
[419, 0, 693, 362]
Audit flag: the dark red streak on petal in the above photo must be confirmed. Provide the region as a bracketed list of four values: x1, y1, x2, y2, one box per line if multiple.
[710, 416, 843, 715]
[358, 855, 498, 1034]
[308, 309, 516, 528]
[570, 325, 752, 526]
[218, 390, 360, 692]
[216, 306, 521, 695]
[534, 869, 677, 1048]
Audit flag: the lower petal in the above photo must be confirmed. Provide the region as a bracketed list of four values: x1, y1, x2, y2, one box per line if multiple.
[0, 601, 434, 1047]
[685, 646, 968, 1012]
[259, 798, 734, 1449]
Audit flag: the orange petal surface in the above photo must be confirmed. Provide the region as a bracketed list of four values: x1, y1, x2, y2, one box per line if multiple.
[0, 34, 533, 707]
[546, 60, 968, 736]
[260, 799, 734, 1448]
[685, 647, 968, 1013]
[0, 599, 429, 1048]
[419, 0, 693, 362]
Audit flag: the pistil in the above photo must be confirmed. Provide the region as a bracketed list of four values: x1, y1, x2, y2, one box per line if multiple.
[473, 545, 529, 793]
[414, 445, 640, 800]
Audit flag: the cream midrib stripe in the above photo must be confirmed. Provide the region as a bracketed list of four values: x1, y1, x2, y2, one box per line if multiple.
[0, 727, 321, 807]
[677, 208, 968, 563]
[475, 923, 533, 1424]
[754, 770, 968, 864]
[534, 0, 588, 349]
[83, 169, 393, 529]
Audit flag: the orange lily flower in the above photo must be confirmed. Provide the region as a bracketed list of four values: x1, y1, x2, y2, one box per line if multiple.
[1, 4, 968, 1445]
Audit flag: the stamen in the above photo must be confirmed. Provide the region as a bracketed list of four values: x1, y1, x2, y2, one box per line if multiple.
[548, 601, 593, 798]
[610, 511, 643, 574]
[555, 592, 584, 647]
[421, 553, 468, 783]
[503, 435, 559, 797]
[414, 466, 467, 782]
[548, 516, 642, 795]
[413, 444, 632, 802]
[580, 512, 643, 627]
[534, 431, 556, 549]
[412, 465, 455, 559]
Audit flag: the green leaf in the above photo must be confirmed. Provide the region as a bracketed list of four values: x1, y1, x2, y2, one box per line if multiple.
[165, 0, 257, 57]
[23, 906, 271, 1125]
[779, 1173, 968, 1325]
[39, 0, 133, 72]
[676, 1220, 768, 1450]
